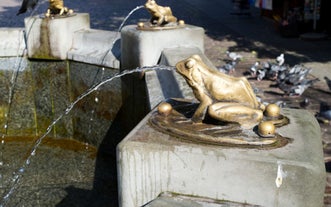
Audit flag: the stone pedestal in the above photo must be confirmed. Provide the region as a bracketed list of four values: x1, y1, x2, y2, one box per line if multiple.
[117, 108, 326, 207]
[120, 24, 204, 69]
[67, 29, 120, 69]
[0, 28, 26, 57]
[24, 13, 90, 60]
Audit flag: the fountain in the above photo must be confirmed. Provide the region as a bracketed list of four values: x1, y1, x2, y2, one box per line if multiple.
[0, 0, 327, 206]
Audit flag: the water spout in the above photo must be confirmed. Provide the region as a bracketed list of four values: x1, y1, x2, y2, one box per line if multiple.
[101, 5, 145, 65]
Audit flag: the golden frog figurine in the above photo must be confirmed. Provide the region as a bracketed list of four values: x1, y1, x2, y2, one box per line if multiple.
[176, 55, 265, 129]
[45, 0, 73, 17]
[144, 0, 177, 26]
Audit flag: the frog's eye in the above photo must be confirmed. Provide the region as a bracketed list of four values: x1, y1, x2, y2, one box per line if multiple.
[185, 59, 195, 69]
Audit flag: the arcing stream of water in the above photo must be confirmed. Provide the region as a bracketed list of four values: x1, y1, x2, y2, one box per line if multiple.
[0, 3, 150, 205]
[0, 65, 174, 206]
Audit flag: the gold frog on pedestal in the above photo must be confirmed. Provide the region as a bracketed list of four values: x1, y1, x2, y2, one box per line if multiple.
[45, 0, 73, 17]
[144, 0, 177, 26]
[149, 55, 290, 148]
[137, 0, 184, 30]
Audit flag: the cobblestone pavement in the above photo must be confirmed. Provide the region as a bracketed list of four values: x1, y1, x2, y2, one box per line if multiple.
[1, 0, 331, 206]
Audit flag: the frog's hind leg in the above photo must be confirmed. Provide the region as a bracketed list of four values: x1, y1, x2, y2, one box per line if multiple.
[208, 102, 263, 129]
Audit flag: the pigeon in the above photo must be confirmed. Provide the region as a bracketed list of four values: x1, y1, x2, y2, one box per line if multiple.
[276, 53, 285, 66]
[274, 100, 287, 108]
[257, 69, 266, 81]
[316, 102, 331, 124]
[262, 61, 271, 69]
[277, 64, 312, 86]
[249, 61, 259, 77]
[218, 60, 237, 74]
[287, 78, 319, 96]
[299, 97, 310, 108]
[226, 51, 242, 61]
[251, 60, 289, 81]
[17, 0, 39, 15]
[324, 76, 331, 91]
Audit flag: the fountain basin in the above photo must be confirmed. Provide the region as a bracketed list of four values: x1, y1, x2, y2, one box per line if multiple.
[0, 57, 122, 146]
[0, 136, 97, 206]
[0, 13, 126, 205]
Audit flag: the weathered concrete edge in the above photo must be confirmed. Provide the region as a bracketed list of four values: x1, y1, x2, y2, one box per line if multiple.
[67, 29, 121, 69]
[0, 28, 26, 57]
[0, 15, 120, 69]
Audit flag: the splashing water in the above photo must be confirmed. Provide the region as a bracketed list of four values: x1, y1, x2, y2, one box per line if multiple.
[0, 3, 150, 205]
[101, 5, 145, 65]
[0, 28, 26, 188]
[0, 65, 174, 206]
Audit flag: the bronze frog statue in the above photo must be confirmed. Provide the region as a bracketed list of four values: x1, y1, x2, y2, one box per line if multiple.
[45, 0, 73, 17]
[144, 0, 177, 26]
[176, 55, 265, 129]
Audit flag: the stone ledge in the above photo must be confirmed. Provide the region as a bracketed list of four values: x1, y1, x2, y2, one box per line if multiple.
[24, 13, 90, 60]
[121, 24, 205, 69]
[0, 28, 26, 57]
[68, 29, 120, 69]
[117, 108, 326, 207]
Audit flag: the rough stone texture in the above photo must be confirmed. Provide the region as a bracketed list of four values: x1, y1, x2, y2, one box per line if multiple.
[117, 108, 326, 207]
[0, 28, 26, 57]
[68, 29, 120, 69]
[24, 13, 90, 60]
[0, 57, 121, 146]
[120, 24, 205, 70]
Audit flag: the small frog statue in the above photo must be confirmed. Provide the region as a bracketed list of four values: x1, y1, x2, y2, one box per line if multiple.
[144, 0, 177, 26]
[45, 0, 73, 17]
[176, 55, 265, 129]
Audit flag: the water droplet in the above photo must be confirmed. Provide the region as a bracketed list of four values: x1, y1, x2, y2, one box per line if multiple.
[18, 168, 25, 173]
[2, 140, 4, 144]
[0, 161, 3, 166]
[25, 159, 30, 165]
[12, 174, 19, 180]
[4, 124, 7, 129]
[95, 97, 99, 103]
[31, 150, 36, 156]
[102, 67, 105, 71]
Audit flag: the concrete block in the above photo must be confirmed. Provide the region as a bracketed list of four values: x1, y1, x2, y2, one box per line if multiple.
[120, 24, 204, 70]
[117, 108, 326, 207]
[68, 29, 120, 68]
[0, 28, 26, 57]
[24, 13, 90, 60]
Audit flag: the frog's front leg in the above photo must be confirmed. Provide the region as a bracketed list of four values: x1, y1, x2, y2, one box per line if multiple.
[191, 91, 213, 123]
[156, 15, 165, 25]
